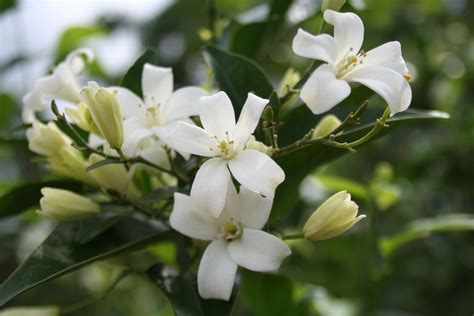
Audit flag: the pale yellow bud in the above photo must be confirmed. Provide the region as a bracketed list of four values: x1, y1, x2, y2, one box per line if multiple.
[245, 135, 272, 156]
[88, 154, 138, 199]
[0, 306, 59, 316]
[26, 120, 71, 157]
[81, 82, 124, 149]
[37, 187, 100, 221]
[321, 0, 346, 12]
[48, 147, 97, 186]
[311, 114, 342, 139]
[66, 102, 102, 135]
[303, 190, 366, 241]
[277, 68, 301, 97]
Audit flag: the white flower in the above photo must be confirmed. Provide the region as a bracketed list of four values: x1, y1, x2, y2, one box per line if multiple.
[22, 48, 94, 123]
[170, 182, 291, 301]
[112, 63, 208, 168]
[292, 10, 412, 116]
[168, 91, 285, 217]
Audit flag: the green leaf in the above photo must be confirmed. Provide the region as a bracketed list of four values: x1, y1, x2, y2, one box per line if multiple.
[273, 109, 450, 216]
[380, 214, 474, 257]
[202, 45, 273, 115]
[75, 204, 133, 244]
[241, 271, 311, 316]
[147, 264, 239, 316]
[0, 215, 171, 306]
[0, 180, 82, 219]
[0, 0, 16, 14]
[54, 26, 108, 62]
[139, 186, 181, 203]
[120, 49, 158, 97]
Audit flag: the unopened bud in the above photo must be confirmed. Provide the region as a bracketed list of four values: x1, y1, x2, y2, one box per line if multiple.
[321, 0, 346, 12]
[81, 82, 124, 149]
[311, 114, 341, 139]
[263, 106, 274, 124]
[88, 154, 138, 199]
[66, 102, 102, 135]
[26, 120, 71, 157]
[277, 68, 301, 97]
[303, 190, 366, 241]
[0, 306, 60, 316]
[48, 147, 97, 186]
[245, 135, 272, 156]
[37, 187, 99, 221]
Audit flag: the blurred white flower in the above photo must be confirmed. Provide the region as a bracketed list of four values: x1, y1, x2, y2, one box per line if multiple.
[112, 63, 208, 168]
[22, 48, 94, 123]
[292, 10, 412, 116]
[168, 91, 284, 217]
[170, 182, 291, 300]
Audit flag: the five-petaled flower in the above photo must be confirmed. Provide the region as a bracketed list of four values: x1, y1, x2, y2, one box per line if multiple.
[292, 10, 412, 116]
[168, 91, 285, 217]
[170, 182, 291, 300]
[113, 63, 208, 168]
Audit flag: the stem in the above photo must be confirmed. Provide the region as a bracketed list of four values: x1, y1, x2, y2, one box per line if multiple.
[283, 233, 305, 240]
[60, 269, 133, 315]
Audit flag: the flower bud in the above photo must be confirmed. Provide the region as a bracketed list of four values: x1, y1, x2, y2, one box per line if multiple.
[245, 135, 272, 156]
[88, 154, 138, 199]
[48, 147, 97, 186]
[321, 0, 346, 12]
[277, 68, 301, 97]
[81, 82, 124, 149]
[311, 114, 341, 139]
[26, 120, 71, 157]
[37, 187, 100, 221]
[303, 190, 366, 241]
[66, 102, 102, 135]
[0, 306, 59, 316]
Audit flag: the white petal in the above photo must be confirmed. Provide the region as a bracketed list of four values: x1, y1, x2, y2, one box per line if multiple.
[160, 87, 208, 123]
[166, 122, 218, 157]
[122, 118, 153, 157]
[108, 86, 145, 120]
[191, 157, 231, 217]
[65, 47, 95, 75]
[346, 66, 412, 115]
[292, 28, 337, 64]
[153, 119, 193, 160]
[199, 91, 236, 140]
[233, 93, 268, 151]
[228, 229, 291, 272]
[140, 141, 170, 170]
[230, 186, 273, 230]
[300, 64, 351, 114]
[142, 63, 173, 107]
[169, 193, 219, 240]
[360, 41, 409, 76]
[324, 10, 364, 64]
[228, 149, 284, 198]
[198, 240, 238, 300]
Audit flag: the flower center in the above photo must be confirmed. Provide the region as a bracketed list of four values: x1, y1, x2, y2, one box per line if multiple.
[218, 218, 243, 241]
[210, 131, 236, 160]
[145, 105, 162, 127]
[336, 48, 367, 79]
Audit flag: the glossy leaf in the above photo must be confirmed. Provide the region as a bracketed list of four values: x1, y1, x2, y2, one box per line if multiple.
[380, 214, 474, 257]
[0, 180, 82, 219]
[0, 215, 171, 306]
[120, 49, 158, 97]
[202, 45, 273, 115]
[147, 263, 239, 316]
[273, 109, 450, 216]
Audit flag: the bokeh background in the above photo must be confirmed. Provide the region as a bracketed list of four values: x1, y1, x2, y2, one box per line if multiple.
[0, 0, 473, 315]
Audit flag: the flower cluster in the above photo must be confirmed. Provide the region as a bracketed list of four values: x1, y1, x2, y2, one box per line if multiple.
[23, 9, 410, 301]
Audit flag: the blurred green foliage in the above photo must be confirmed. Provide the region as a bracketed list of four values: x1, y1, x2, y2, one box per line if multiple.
[0, 0, 473, 315]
